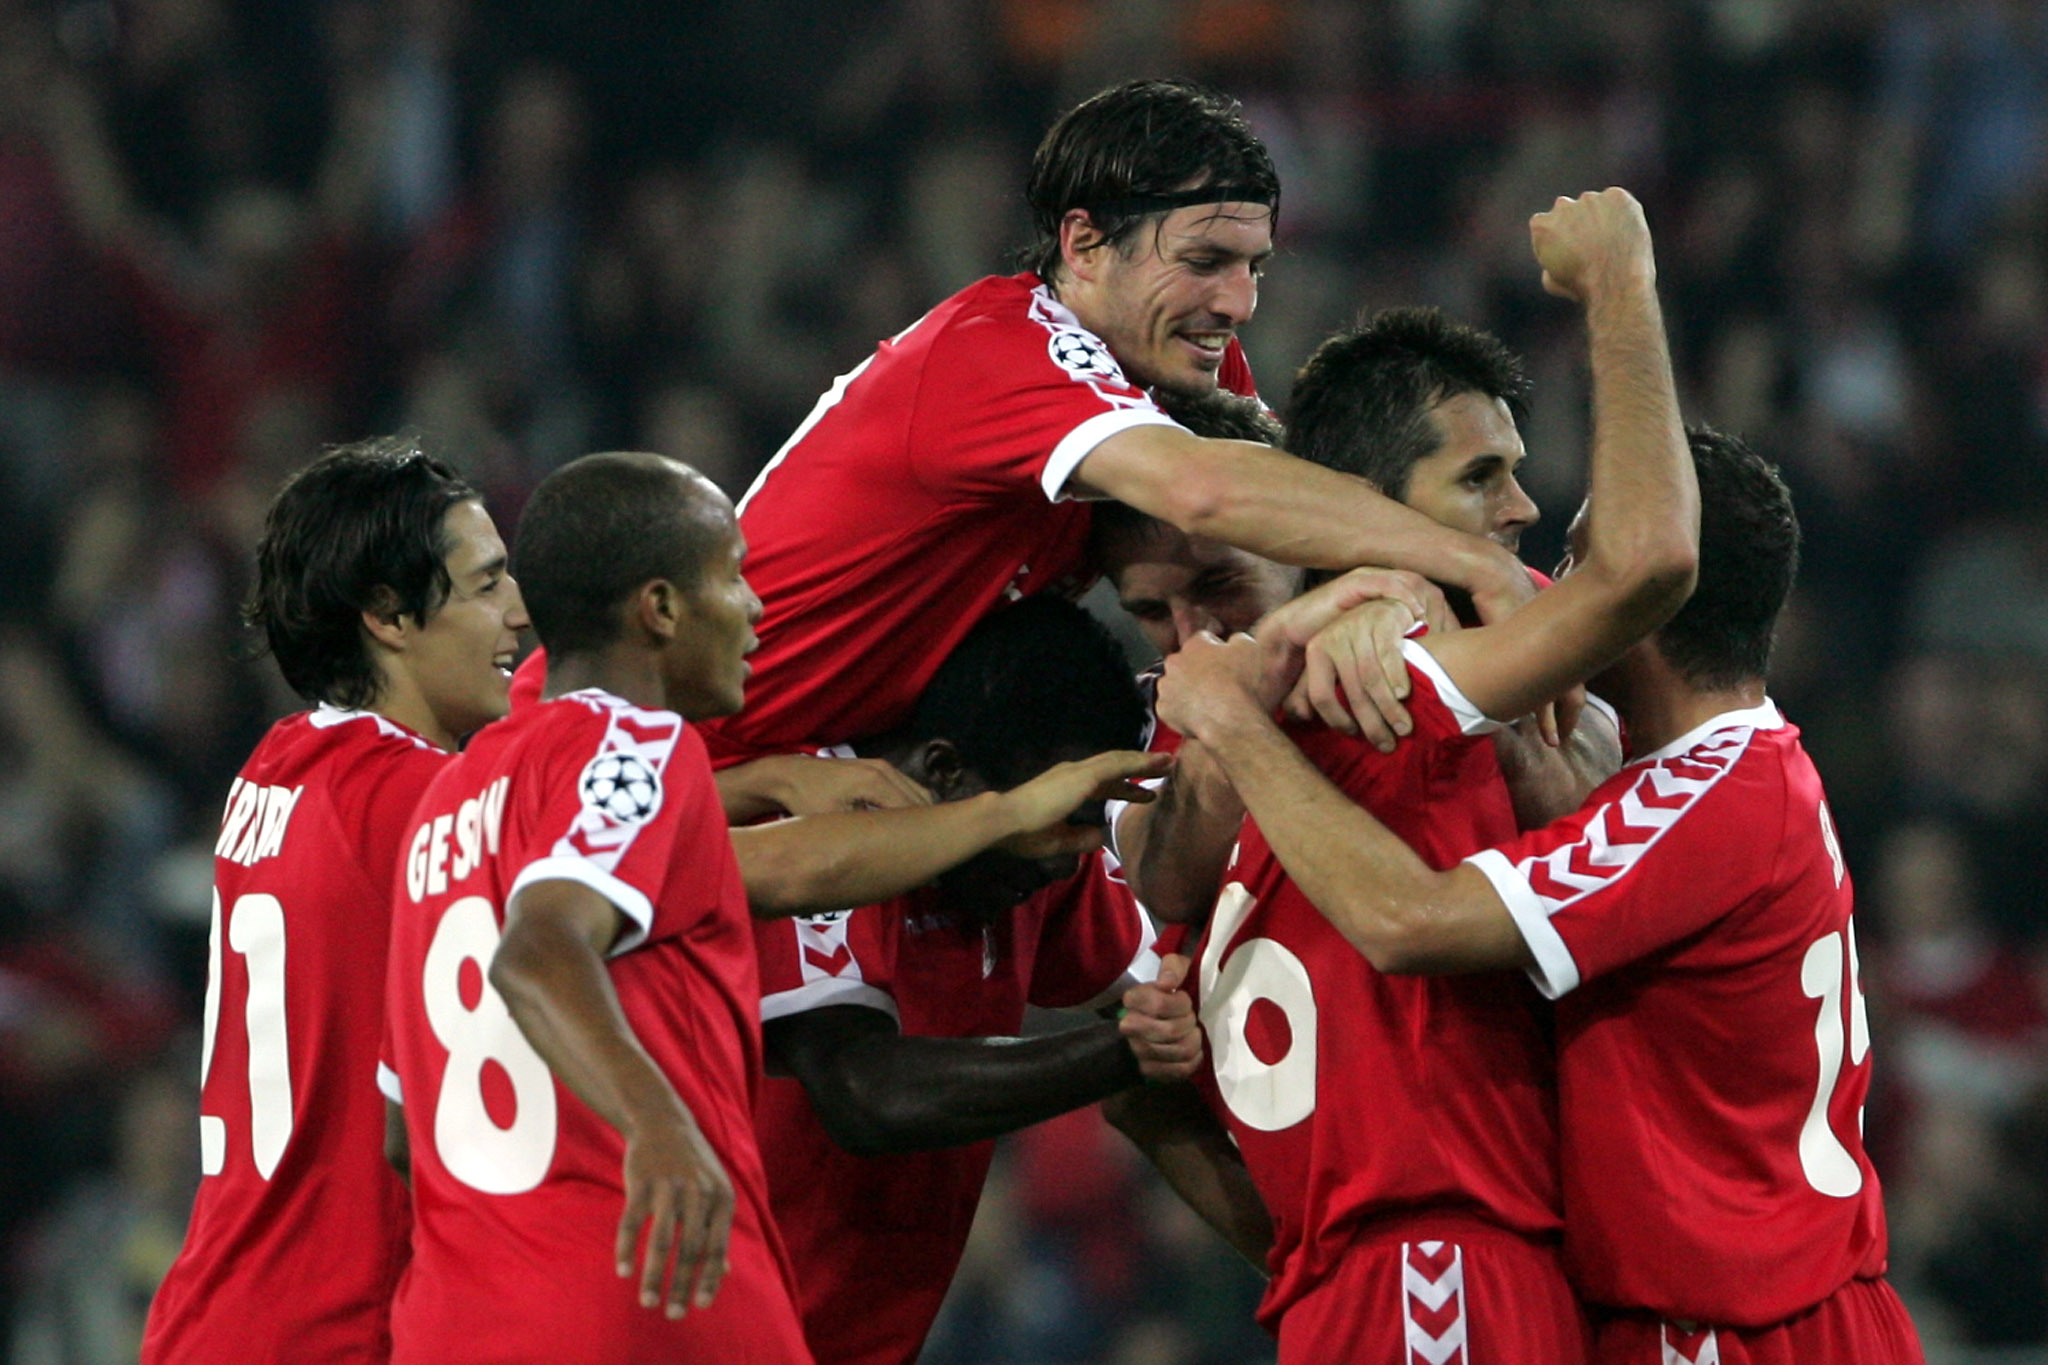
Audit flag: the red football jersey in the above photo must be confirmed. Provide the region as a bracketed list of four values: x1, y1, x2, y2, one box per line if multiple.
[1466, 700, 1892, 1327]
[752, 851, 1157, 1365]
[1191, 643, 1563, 1332]
[699, 271, 1257, 765]
[383, 689, 809, 1364]
[144, 709, 446, 1365]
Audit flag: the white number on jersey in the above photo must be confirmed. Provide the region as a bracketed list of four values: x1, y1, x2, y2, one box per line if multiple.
[423, 896, 558, 1194]
[1198, 882, 1318, 1132]
[1798, 918, 1871, 1197]
[198, 890, 296, 1178]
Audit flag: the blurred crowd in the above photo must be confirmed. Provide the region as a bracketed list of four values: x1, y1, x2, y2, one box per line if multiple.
[1, 0, 2045, 1361]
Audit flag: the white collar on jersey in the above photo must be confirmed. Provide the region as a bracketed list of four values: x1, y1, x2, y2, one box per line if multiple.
[307, 704, 443, 750]
[1629, 697, 1784, 767]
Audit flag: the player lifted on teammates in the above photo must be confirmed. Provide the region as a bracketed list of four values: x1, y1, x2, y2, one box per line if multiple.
[144, 441, 528, 1364]
[676, 77, 1536, 768]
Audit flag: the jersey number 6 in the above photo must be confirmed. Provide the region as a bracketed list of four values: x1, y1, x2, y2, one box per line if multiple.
[1199, 882, 1318, 1132]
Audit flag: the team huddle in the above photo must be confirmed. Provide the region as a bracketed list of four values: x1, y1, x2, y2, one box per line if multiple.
[140, 80, 1926, 1365]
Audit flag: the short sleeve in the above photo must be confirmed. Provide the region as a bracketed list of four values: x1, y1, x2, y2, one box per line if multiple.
[1026, 851, 1161, 1010]
[504, 702, 708, 957]
[757, 905, 901, 1024]
[908, 289, 1176, 503]
[1465, 727, 1777, 1000]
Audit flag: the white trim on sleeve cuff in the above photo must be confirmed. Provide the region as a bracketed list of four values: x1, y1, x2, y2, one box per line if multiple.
[510, 856, 659, 957]
[1401, 639, 1504, 735]
[760, 977, 900, 1024]
[377, 1061, 403, 1105]
[1465, 848, 1581, 999]
[1041, 410, 1184, 502]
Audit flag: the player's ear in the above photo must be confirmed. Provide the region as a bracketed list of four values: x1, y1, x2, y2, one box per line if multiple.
[630, 578, 683, 643]
[906, 739, 972, 801]
[360, 585, 410, 650]
[1059, 209, 1108, 281]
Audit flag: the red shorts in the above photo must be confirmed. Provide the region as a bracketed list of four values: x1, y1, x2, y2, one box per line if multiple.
[1590, 1276, 1924, 1365]
[1275, 1213, 1592, 1364]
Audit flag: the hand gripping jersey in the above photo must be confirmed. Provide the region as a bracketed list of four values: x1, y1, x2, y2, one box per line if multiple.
[1192, 642, 1566, 1347]
[752, 850, 1158, 1365]
[699, 271, 1257, 765]
[143, 710, 446, 1365]
[1467, 702, 1896, 1330]
[383, 690, 809, 1364]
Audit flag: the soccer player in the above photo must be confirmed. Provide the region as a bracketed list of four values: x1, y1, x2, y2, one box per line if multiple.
[143, 439, 528, 1364]
[382, 453, 1162, 1364]
[683, 77, 1536, 769]
[1158, 427, 1926, 1363]
[752, 597, 1203, 1365]
[1135, 187, 1700, 1362]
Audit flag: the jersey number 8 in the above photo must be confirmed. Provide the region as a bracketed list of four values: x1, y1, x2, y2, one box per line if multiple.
[423, 896, 558, 1194]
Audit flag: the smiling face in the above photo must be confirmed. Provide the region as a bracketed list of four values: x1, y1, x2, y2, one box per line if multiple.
[403, 499, 528, 743]
[1063, 200, 1274, 397]
[660, 505, 763, 721]
[1399, 391, 1539, 553]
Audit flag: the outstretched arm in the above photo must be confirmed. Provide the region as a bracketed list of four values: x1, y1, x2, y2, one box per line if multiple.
[1422, 189, 1698, 724]
[490, 879, 733, 1317]
[734, 750, 1169, 917]
[767, 957, 1201, 1157]
[1157, 633, 1524, 975]
[1073, 426, 1535, 624]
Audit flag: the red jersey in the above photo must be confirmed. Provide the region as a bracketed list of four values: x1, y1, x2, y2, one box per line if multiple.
[144, 710, 446, 1365]
[1192, 642, 1563, 1332]
[1466, 701, 1893, 1327]
[384, 689, 808, 1364]
[752, 850, 1157, 1365]
[700, 271, 1257, 764]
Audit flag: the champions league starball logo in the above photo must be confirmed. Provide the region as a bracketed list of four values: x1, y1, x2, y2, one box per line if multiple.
[578, 751, 663, 825]
[1047, 328, 1125, 384]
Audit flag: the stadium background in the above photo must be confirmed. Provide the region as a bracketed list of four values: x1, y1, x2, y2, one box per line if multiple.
[0, 0, 2044, 1360]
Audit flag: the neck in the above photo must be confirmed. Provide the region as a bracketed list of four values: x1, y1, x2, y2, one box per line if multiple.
[543, 645, 667, 714]
[1613, 661, 1768, 756]
[366, 673, 458, 752]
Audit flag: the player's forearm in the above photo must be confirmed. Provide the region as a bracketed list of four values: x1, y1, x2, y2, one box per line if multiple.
[1102, 1083, 1273, 1273]
[1576, 271, 1697, 624]
[1192, 703, 1505, 973]
[732, 794, 1018, 917]
[490, 919, 696, 1142]
[1125, 744, 1243, 925]
[1494, 705, 1622, 831]
[1089, 430, 1524, 598]
[795, 1023, 1143, 1157]
[714, 755, 805, 824]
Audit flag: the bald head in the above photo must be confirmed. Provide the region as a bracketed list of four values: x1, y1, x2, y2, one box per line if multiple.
[513, 451, 733, 659]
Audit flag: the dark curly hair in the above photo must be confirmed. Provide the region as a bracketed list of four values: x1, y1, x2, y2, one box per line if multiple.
[1657, 426, 1801, 688]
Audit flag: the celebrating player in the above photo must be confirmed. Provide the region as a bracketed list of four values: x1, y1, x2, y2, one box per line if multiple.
[1162, 426, 1925, 1362]
[144, 439, 528, 1364]
[381, 453, 1163, 1363]
[1136, 187, 1699, 1362]
[752, 597, 1203, 1365]
[675, 77, 1535, 769]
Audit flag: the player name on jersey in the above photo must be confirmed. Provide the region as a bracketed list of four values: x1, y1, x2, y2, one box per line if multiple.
[403, 775, 509, 901]
[214, 779, 304, 867]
